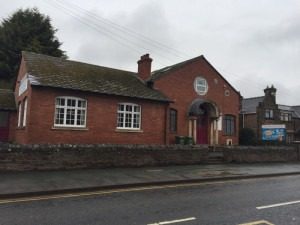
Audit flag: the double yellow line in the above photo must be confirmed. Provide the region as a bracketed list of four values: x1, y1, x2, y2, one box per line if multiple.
[0, 180, 229, 205]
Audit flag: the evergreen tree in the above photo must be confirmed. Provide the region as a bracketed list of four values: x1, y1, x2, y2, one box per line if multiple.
[0, 8, 66, 85]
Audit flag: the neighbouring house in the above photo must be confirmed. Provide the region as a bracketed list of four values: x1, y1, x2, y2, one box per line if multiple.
[0, 89, 16, 142]
[241, 85, 300, 143]
[11, 51, 240, 145]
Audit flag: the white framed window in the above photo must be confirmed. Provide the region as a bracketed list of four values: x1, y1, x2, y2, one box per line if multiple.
[54, 96, 87, 128]
[117, 103, 141, 130]
[265, 109, 274, 119]
[17, 103, 22, 127]
[18, 74, 28, 96]
[194, 76, 208, 95]
[22, 98, 28, 127]
[280, 112, 291, 121]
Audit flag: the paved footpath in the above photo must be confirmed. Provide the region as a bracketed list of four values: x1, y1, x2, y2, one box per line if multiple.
[1, 163, 300, 198]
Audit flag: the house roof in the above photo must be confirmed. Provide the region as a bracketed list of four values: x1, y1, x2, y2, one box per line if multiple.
[0, 89, 16, 110]
[242, 96, 264, 113]
[292, 106, 300, 118]
[23, 51, 170, 103]
[279, 105, 300, 119]
[149, 55, 241, 96]
[242, 97, 300, 119]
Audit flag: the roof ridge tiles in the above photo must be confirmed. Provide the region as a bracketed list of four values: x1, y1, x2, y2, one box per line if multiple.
[21, 51, 170, 103]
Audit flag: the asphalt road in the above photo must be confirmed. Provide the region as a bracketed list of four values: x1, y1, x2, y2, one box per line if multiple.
[1, 175, 300, 225]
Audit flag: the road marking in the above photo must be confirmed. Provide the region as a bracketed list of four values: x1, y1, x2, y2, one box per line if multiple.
[0, 176, 290, 205]
[148, 217, 196, 225]
[146, 169, 163, 172]
[238, 220, 274, 225]
[0, 181, 229, 205]
[257, 199, 300, 209]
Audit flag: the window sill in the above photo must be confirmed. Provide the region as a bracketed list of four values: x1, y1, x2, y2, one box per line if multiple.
[52, 126, 89, 131]
[115, 129, 143, 133]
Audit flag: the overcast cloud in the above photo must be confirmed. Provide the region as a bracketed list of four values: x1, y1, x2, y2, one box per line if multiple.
[1, 0, 300, 105]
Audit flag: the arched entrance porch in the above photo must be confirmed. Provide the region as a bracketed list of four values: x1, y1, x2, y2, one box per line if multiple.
[188, 99, 220, 145]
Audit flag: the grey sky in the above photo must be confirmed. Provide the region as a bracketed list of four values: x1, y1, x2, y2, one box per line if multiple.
[1, 0, 300, 105]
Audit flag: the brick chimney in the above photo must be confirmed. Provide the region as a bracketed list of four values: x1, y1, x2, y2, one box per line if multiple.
[137, 54, 152, 81]
[263, 85, 277, 105]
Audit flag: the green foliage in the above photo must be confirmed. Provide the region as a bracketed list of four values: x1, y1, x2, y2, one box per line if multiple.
[239, 128, 256, 145]
[0, 8, 66, 82]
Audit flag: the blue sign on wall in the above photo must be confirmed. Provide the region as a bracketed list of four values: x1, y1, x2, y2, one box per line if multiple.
[262, 124, 286, 141]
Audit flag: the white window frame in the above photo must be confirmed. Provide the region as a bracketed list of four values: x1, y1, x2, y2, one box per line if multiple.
[18, 74, 28, 96]
[265, 109, 274, 119]
[280, 112, 291, 121]
[117, 103, 141, 130]
[22, 98, 28, 127]
[54, 96, 87, 128]
[194, 76, 208, 95]
[18, 103, 22, 127]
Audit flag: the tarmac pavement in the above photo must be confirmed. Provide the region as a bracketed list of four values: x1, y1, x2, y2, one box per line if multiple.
[1, 163, 300, 198]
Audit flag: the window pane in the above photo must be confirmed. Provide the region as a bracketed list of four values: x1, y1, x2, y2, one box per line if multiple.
[76, 109, 86, 125]
[169, 109, 177, 132]
[18, 103, 22, 127]
[55, 108, 64, 124]
[119, 104, 124, 111]
[126, 105, 132, 112]
[125, 113, 132, 127]
[66, 109, 75, 125]
[117, 112, 124, 127]
[133, 114, 140, 128]
[55, 97, 87, 127]
[223, 115, 235, 136]
[117, 103, 141, 129]
[194, 77, 208, 95]
[134, 105, 140, 112]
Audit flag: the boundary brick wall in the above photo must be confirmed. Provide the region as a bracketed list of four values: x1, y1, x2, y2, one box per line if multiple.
[0, 144, 299, 171]
[223, 145, 300, 163]
[0, 144, 210, 171]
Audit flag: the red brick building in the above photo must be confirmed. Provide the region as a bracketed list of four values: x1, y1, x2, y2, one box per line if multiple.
[8, 51, 241, 145]
[149, 55, 241, 145]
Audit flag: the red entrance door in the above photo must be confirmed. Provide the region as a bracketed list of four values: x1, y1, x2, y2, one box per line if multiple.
[197, 115, 208, 144]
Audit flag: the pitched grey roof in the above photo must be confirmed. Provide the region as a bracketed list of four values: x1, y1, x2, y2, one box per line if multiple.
[291, 106, 300, 118]
[278, 105, 293, 111]
[23, 51, 170, 102]
[150, 56, 204, 81]
[241, 96, 264, 113]
[0, 89, 16, 110]
[278, 105, 300, 119]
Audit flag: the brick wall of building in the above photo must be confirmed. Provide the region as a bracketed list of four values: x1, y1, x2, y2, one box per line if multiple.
[241, 113, 258, 137]
[16, 86, 168, 144]
[14, 58, 31, 144]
